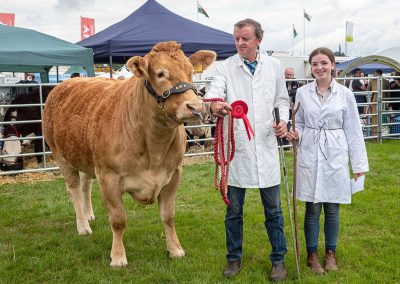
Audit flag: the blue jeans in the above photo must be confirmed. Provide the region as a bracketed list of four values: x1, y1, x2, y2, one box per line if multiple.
[304, 202, 340, 252]
[225, 185, 288, 264]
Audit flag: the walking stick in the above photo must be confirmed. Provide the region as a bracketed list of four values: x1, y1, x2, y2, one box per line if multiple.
[291, 103, 301, 277]
[274, 108, 300, 280]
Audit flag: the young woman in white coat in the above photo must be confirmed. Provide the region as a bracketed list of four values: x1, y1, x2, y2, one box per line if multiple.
[287, 47, 369, 274]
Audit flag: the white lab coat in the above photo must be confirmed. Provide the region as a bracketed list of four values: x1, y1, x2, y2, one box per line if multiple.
[295, 80, 369, 204]
[205, 53, 289, 188]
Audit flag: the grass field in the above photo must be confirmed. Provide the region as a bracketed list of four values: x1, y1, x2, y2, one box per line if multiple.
[0, 140, 399, 283]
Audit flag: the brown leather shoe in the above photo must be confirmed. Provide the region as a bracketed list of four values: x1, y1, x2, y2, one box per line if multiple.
[270, 262, 287, 281]
[307, 251, 325, 274]
[223, 260, 242, 278]
[324, 250, 338, 271]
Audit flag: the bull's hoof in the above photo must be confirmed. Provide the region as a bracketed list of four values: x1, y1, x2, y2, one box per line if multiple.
[110, 256, 128, 267]
[76, 220, 92, 235]
[168, 248, 185, 258]
[85, 213, 95, 222]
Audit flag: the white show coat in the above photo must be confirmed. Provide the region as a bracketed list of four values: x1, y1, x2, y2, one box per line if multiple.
[295, 80, 369, 204]
[205, 53, 289, 188]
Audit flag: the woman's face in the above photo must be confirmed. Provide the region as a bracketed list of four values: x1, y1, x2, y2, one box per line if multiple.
[311, 53, 334, 81]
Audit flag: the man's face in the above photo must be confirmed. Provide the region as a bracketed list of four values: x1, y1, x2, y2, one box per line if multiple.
[355, 71, 362, 77]
[284, 69, 295, 79]
[233, 25, 261, 61]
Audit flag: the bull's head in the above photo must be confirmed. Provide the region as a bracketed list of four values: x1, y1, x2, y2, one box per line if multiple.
[126, 41, 216, 124]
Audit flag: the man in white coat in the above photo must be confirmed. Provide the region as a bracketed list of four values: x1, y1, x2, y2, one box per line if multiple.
[204, 19, 290, 281]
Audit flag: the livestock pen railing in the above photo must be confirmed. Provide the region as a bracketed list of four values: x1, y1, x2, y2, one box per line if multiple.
[1, 77, 399, 176]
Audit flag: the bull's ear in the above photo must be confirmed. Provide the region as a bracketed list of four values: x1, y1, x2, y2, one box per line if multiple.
[126, 56, 149, 78]
[189, 50, 216, 73]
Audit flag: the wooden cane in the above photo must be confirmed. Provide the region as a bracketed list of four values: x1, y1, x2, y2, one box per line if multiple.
[291, 102, 301, 272]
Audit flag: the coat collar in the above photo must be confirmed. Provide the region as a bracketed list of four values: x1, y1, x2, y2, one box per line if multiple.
[234, 52, 266, 67]
[308, 79, 339, 107]
[309, 79, 339, 94]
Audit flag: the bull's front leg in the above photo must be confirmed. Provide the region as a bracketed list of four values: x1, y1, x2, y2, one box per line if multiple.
[158, 168, 185, 258]
[97, 174, 128, 267]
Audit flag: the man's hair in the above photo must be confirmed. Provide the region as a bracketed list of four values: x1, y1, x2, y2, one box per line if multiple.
[26, 73, 35, 80]
[374, 69, 383, 76]
[353, 68, 361, 74]
[70, 73, 80, 78]
[234, 18, 264, 40]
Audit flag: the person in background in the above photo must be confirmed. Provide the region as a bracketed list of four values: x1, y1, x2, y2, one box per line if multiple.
[70, 73, 80, 78]
[117, 75, 126, 80]
[351, 68, 368, 114]
[389, 72, 400, 111]
[366, 69, 390, 135]
[16, 73, 38, 95]
[284, 67, 302, 106]
[204, 18, 290, 281]
[287, 47, 369, 275]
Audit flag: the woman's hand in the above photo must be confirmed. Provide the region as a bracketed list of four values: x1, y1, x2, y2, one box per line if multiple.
[354, 172, 366, 181]
[286, 129, 299, 141]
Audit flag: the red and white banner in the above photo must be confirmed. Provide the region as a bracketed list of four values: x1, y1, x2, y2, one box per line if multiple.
[0, 13, 15, 26]
[80, 16, 95, 40]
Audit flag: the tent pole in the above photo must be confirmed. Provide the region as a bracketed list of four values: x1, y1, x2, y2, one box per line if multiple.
[56, 66, 59, 83]
[109, 56, 113, 78]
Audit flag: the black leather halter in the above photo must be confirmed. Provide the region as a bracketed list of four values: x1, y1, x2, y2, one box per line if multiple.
[144, 80, 197, 104]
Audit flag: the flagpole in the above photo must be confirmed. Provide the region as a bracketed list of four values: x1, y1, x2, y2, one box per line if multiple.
[303, 9, 306, 56]
[345, 22, 346, 56]
[292, 25, 295, 56]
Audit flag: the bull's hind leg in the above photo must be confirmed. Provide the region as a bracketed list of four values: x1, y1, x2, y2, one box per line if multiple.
[80, 172, 95, 221]
[57, 158, 92, 235]
[97, 174, 127, 267]
[158, 168, 185, 258]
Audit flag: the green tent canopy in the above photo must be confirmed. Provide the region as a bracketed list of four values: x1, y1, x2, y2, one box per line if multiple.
[0, 25, 95, 82]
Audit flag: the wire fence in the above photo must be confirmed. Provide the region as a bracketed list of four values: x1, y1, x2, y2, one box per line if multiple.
[1, 77, 399, 175]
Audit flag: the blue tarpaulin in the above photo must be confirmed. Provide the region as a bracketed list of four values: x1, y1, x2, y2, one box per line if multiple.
[77, 0, 236, 63]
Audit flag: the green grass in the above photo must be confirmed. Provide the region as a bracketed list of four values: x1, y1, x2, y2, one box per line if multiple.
[0, 140, 399, 283]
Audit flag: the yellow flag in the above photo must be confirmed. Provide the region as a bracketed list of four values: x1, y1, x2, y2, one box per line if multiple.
[346, 21, 354, 42]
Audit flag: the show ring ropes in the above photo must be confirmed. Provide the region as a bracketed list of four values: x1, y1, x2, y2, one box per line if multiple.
[203, 98, 255, 205]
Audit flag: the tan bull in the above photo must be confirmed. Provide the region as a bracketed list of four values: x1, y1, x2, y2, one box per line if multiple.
[43, 42, 216, 267]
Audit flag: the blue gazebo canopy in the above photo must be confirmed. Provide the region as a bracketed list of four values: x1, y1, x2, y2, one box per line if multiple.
[336, 57, 395, 74]
[77, 0, 236, 63]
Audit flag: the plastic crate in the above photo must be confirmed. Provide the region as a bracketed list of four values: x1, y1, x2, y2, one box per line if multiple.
[390, 115, 400, 134]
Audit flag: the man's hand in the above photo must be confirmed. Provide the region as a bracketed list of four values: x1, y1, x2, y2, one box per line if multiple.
[273, 120, 287, 138]
[210, 101, 232, 118]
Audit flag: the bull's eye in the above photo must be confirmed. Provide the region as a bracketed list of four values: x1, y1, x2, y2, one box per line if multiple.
[156, 72, 164, 79]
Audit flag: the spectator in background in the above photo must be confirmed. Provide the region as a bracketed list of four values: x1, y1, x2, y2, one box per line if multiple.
[284, 67, 301, 148]
[389, 72, 400, 111]
[117, 75, 126, 80]
[284, 67, 302, 106]
[70, 73, 80, 78]
[367, 69, 390, 136]
[351, 68, 367, 114]
[15, 73, 38, 96]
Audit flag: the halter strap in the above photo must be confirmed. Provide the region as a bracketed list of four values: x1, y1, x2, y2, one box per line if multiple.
[144, 80, 197, 104]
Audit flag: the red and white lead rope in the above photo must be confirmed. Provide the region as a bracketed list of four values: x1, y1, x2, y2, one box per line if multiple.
[203, 98, 255, 205]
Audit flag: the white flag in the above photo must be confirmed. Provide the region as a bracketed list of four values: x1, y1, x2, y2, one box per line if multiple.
[346, 21, 354, 42]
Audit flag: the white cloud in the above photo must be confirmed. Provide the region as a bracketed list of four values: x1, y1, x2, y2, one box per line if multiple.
[1, 0, 399, 56]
